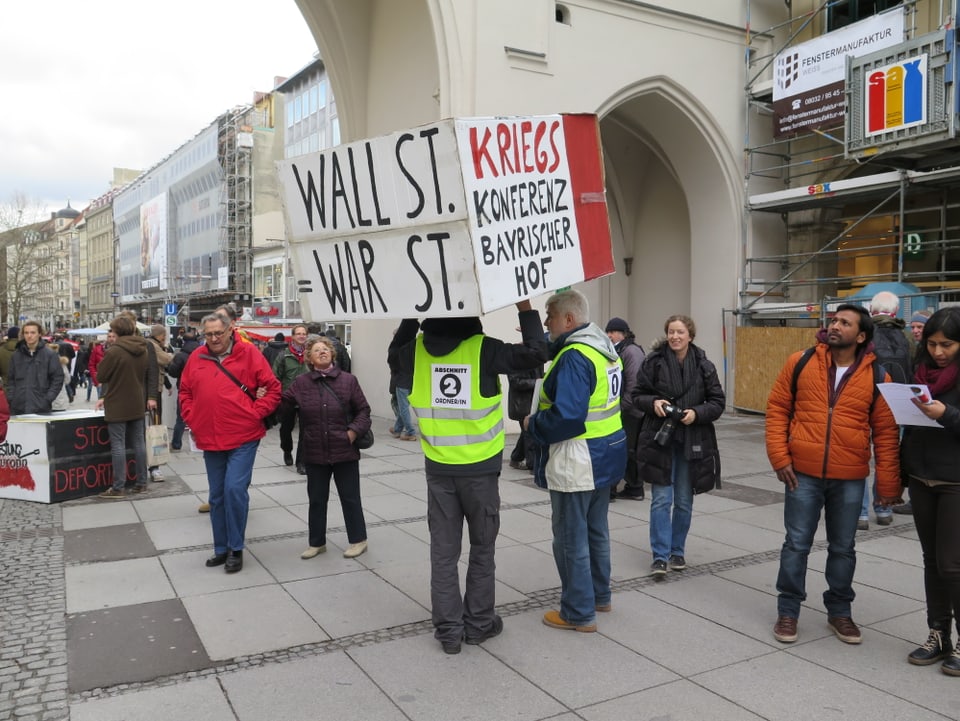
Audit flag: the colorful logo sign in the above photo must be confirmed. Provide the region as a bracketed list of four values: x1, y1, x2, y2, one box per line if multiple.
[865, 55, 927, 136]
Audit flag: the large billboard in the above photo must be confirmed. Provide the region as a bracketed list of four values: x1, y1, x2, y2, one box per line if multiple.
[139, 193, 168, 291]
[277, 114, 615, 319]
[773, 9, 904, 138]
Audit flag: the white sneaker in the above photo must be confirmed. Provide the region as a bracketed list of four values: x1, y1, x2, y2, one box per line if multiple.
[150, 469, 165, 482]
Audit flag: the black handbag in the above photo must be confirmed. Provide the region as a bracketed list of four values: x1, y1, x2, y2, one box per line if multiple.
[317, 378, 374, 450]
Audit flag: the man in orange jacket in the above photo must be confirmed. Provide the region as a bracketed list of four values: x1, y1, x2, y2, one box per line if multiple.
[766, 304, 900, 646]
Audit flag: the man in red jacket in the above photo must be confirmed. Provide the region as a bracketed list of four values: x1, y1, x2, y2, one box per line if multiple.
[766, 304, 900, 645]
[180, 312, 280, 573]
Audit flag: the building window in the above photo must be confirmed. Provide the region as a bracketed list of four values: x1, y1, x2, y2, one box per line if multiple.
[827, 1, 902, 30]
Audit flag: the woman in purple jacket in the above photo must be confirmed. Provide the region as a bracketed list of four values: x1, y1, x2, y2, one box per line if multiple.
[280, 335, 372, 560]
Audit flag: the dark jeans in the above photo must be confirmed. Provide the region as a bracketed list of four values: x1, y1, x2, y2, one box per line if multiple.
[621, 414, 642, 495]
[305, 460, 366, 547]
[427, 471, 500, 645]
[509, 425, 535, 468]
[108, 418, 147, 491]
[909, 478, 960, 634]
[279, 410, 302, 463]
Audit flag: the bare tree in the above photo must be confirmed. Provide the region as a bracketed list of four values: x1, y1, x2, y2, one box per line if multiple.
[0, 193, 57, 327]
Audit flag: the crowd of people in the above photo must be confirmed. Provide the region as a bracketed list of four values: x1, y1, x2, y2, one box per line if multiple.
[1, 290, 957, 675]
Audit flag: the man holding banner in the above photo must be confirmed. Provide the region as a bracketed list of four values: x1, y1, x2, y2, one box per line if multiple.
[398, 301, 548, 654]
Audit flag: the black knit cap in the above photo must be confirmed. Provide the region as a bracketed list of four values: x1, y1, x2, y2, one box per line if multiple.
[604, 317, 630, 333]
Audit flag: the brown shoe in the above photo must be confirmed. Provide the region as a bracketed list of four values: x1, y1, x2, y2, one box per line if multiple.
[828, 616, 862, 644]
[773, 615, 798, 643]
[198, 502, 211, 514]
[542, 609, 596, 633]
[399, 433, 418, 441]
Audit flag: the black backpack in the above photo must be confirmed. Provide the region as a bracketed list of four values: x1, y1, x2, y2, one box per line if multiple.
[790, 346, 885, 414]
[870, 326, 912, 384]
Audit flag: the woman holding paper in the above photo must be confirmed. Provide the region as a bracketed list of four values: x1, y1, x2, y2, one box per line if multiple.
[900, 307, 960, 676]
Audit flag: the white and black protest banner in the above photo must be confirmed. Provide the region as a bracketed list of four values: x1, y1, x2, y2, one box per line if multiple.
[277, 113, 614, 319]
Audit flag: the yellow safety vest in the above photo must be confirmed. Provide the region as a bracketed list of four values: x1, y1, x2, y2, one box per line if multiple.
[539, 342, 622, 438]
[409, 334, 504, 464]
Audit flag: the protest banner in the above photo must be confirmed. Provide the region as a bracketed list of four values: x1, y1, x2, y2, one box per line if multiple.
[277, 113, 614, 318]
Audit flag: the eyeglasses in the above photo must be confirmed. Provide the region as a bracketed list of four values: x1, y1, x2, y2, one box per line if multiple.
[203, 330, 227, 340]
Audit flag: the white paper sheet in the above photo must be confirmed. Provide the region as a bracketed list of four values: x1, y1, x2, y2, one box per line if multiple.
[876, 383, 942, 427]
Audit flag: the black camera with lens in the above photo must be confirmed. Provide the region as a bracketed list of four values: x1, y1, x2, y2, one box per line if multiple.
[654, 403, 684, 446]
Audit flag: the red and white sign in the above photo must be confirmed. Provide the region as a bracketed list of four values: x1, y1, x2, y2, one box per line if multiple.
[277, 114, 614, 319]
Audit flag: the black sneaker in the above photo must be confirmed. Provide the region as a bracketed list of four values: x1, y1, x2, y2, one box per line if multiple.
[465, 615, 503, 645]
[942, 647, 960, 676]
[909, 628, 952, 666]
[650, 560, 668, 580]
[668, 555, 686, 571]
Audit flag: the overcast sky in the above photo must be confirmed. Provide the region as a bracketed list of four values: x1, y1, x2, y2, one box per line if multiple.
[0, 1, 318, 220]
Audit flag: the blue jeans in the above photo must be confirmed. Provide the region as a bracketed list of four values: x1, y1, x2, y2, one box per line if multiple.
[108, 418, 148, 491]
[203, 439, 259, 554]
[550, 487, 611, 626]
[649, 444, 692, 561]
[392, 386, 415, 436]
[777, 472, 864, 618]
[860, 477, 892, 520]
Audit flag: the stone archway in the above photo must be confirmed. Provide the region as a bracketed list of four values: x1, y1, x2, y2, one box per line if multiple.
[597, 78, 742, 360]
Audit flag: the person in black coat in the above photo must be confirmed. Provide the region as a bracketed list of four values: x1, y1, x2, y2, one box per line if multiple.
[7, 322, 64, 415]
[899, 307, 960, 674]
[631, 315, 725, 579]
[280, 335, 371, 561]
[262, 332, 287, 367]
[166, 329, 202, 451]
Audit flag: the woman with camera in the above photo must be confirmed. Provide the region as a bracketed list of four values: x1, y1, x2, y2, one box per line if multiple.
[632, 315, 725, 579]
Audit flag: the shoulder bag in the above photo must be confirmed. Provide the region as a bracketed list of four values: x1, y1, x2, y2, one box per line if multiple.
[317, 378, 374, 450]
[210, 359, 278, 429]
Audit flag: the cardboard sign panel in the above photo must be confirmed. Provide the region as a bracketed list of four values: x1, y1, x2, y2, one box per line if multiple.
[278, 114, 614, 319]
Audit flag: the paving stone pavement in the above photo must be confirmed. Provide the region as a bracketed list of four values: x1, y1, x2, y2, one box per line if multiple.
[2, 407, 958, 721]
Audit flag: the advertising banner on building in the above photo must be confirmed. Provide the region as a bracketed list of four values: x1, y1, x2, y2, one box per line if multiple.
[773, 9, 904, 138]
[276, 114, 614, 319]
[139, 193, 168, 291]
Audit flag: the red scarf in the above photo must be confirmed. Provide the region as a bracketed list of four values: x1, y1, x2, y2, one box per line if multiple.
[288, 341, 305, 364]
[915, 362, 960, 397]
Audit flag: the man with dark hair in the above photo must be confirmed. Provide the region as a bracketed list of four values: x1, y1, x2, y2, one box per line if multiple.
[96, 314, 156, 499]
[262, 331, 287, 367]
[766, 304, 900, 645]
[273, 324, 311, 473]
[7, 321, 63, 415]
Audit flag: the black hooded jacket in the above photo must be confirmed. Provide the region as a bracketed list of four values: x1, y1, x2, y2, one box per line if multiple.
[392, 312, 548, 474]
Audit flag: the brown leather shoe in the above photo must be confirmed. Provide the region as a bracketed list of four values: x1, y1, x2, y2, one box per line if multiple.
[828, 616, 862, 644]
[773, 615, 798, 643]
